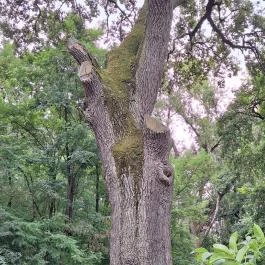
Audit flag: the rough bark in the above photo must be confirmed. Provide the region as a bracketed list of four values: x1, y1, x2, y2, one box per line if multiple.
[68, 0, 176, 264]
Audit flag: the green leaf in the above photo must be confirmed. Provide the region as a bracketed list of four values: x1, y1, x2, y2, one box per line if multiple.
[210, 252, 234, 263]
[236, 245, 249, 263]
[219, 261, 240, 265]
[253, 224, 265, 243]
[229, 232, 238, 253]
[195, 247, 209, 253]
[248, 239, 259, 252]
[213, 259, 226, 265]
[201, 251, 212, 261]
[213, 244, 234, 257]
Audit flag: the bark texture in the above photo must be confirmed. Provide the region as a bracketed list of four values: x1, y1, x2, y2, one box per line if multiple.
[68, 0, 178, 264]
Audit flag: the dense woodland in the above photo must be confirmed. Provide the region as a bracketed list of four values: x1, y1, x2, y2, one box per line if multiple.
[0, 0, 265, 264]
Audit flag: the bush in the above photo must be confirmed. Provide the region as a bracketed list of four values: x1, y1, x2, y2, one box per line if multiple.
[195, 224, 265, 265]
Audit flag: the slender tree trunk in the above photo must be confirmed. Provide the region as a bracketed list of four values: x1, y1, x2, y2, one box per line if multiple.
[65, 163, 75, 221]
[49, 200, 56, 218]
[64, 106, 75, 222]
[48, 169, 57, 218]
[18, 167, 41, 219]
[95, 163, 100, 213]
[7, 175, 12, 208]
[67, 1, 183, 264]
[48, 178, 56, 218]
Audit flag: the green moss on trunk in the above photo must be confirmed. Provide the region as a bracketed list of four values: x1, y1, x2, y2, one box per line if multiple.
[99, 5, 147, 203]
[112, 129, 144, 207]
[98, 9, 145, 142]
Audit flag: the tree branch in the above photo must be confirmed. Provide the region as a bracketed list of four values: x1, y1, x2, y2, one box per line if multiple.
[108, 0, 133, 26]
[203, 191, 222, 239]
[171, 138, 179, 157]
[178, 0, 215, 42]
[251, 101, 265, 120]
[207, 16, 253, 51]
[176, 0, 263, 68]
[67, 38, 103, 117]
[67, 38, 117, 201]
[144, 115, 173, 185]
[18, 166, 42, 218]
[134, 0, 173, 123]
[210, 138, 222, 152]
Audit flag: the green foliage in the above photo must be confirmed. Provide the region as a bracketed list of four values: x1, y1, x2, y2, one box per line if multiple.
[172, 150, 217, 221]
[0, 207, 103, 265]
[195, 224, 265, 265]
[0, 39, 110, 264]
[171, 151, 219, 264]
[171, 223, 197, 265]
[217, 71, 265, 237]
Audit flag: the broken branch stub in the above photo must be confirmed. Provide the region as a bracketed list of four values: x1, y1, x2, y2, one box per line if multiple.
[144, 115, 168, 133]
[78, 61, 93, 82]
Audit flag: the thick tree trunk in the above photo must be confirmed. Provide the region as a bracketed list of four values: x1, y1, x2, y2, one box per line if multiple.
[67, 0, 182, 264]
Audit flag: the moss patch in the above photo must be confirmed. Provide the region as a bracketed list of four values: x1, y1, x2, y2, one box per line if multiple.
[99, 6, 147, 202]
[100, 5, 145, 97]
[113, 132, 142, 160]
[112, 129, 144, 206]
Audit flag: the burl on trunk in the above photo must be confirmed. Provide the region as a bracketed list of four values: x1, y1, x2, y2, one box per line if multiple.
[68, 0, 182, 264]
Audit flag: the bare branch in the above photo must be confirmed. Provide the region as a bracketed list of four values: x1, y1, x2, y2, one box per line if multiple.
[203, 192, 222, 239]
[210, 138, 222, 152]
[108, 0, 133, 26]
[189, 14, 208, 42]
[207, 16, 252, 51]
[67, 39, 116, 197]
[180, 113, 201, 140]
[67, 38, 99, 67]
[171, 138, 179, 157]
[176, 0, 214, 43]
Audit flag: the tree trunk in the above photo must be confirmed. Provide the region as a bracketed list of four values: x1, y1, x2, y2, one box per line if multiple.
[7, 175, 12, 208]
[65, 163, 75, 221]
[67, 1, 182, 264]
[95, 163, 100, 213]
[64, 105, 75, 222]
[49, 169, 57, 218]
[18, 167, 41, 219]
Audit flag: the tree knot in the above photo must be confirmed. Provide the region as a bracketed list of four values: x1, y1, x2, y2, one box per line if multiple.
[158, 162, 173, 186]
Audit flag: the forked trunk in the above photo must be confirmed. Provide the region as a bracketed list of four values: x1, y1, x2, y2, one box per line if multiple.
[67, 0, 182, 264]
